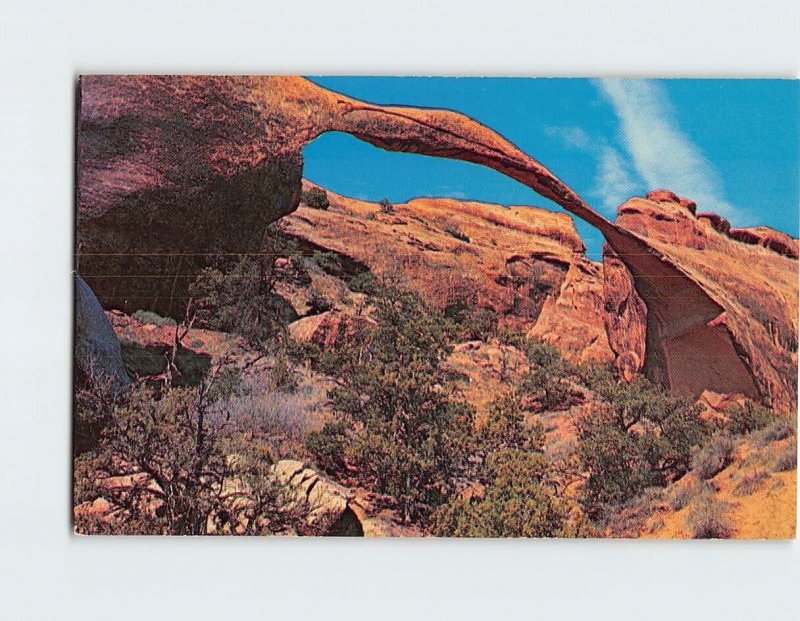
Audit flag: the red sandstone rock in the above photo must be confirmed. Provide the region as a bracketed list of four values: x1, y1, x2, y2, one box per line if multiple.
[610, 197, 798, 412]
[697, 212, 732, 235]
[281, 184, 613, 363]
[288, 310, 377, 351]
[729, 226, 799, 259]
[645, 190, 697, 215]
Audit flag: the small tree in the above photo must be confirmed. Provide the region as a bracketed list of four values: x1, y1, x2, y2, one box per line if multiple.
[301, 187, 330, 210]
[378, 198, 394, 214]
[189, 256, 287, 350]
[575, 376, 710, 518]
[317, 286, 473, 523]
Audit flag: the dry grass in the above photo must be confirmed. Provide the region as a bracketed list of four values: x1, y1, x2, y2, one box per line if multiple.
[685, 494, 735, 539]
[773, 441, 797, 473]
[666, 476, 713, 510]
[732, 469, 770, 496]
[692, 433, 734, 480]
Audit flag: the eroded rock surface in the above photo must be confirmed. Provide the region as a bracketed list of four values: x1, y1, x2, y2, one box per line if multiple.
[281, 184, 612, 361]
[609, 195, 798, 411]
[77, 76, 798, 411]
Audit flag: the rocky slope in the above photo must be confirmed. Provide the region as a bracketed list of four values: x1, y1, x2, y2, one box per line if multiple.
[279, 183, 613, 363]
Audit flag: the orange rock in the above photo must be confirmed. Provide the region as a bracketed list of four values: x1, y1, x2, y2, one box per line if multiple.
[729, 226, 799, 259]
[288, 310, 377, 350]
[282, 183, 613, 363]
[602, 244, 647, 381]
[646, 189, 697, 215]
[610, 196, 798, 412]
[697, 212, 732, 235]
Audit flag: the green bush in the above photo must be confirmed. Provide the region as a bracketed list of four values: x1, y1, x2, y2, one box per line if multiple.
[188, 256, 287, 349]
[480, 392, 545, 453]
[307, 289, 334, 315]
[575, 377, 710, 517]
[306, 420, 352, 475]
[301, 187, 330, 210]
[433, 448, 567, 537]
[724, 401, 775, 435]
[319, 286, 475, 522]
[378, 198, 394, 214]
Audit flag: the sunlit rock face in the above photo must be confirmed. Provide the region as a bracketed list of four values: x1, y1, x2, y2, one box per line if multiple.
[607, 194, 798, 412]
[76, 77, 798, 410]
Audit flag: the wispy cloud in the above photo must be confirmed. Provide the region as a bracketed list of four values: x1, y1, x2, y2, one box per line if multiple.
[597, 79, 748, 223]
[544, 125, 593, 151]
[593, 146, 640, 214]
[545, 125, 642, 215]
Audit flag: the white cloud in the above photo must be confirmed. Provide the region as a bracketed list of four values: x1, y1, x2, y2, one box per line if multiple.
[545, 125, 593, 151]
[592, 146, 641, 214]
[597, 78, 749, 223]
[545, 125, 642, 215]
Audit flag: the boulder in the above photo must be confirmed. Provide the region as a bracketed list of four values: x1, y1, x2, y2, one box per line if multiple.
[288, 310, 377, 350]
[74, 275, 129, 388]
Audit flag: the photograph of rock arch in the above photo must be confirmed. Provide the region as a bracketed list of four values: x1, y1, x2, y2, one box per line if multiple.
[74, 76, 798, 538]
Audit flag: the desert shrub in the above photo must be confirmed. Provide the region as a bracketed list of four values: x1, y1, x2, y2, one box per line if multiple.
[78, 383, 226, 535]
[378, 198, 394, 214]
[444, 304, 499, 342]
[666, 476, 713, 511]
[576, 408, 665, 513]
[480, 392, 545, 454]
[575, 375, 710, 518]
[724, 401, 775, 435]
[189, 256, 287, 348]
[306, 419, 352, 475]
[685, 494, 734, 539]
[301, 187, 330, 210]
[575, 361, 617, 392]
[73, 377, 119, 455]
[74, 368, 310, 535]
[346, 271, 380, 295]
[433, 448, 567, 538]
[308, 250, 343, 276]
[523, 340, 564, 372]
[131, 309, 177, 327]
[307, 289, 334, 315]
[753, 416, 795, 447]
[319, 286, 475, 522]
[443, 225, 470, 243]
[603, 487, 665, 537]
[692, 433, 734, 480]
[520, 368, 576, 412]
[773, 441, 797, 472]
[732, 469, 770, 496]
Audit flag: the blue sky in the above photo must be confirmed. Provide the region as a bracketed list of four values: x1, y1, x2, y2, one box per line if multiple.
[303, 77, 799, 260]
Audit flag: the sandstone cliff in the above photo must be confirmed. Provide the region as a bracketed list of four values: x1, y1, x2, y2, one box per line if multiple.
[77, 76, 798, 411]
[606, 193, 798, 412]
[279, 183, 612, 363]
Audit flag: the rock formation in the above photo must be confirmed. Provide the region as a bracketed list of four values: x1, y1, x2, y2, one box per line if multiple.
[77, 76, 798, 411]
[607, 195, 798, 411]
[280, 183, 612, 361]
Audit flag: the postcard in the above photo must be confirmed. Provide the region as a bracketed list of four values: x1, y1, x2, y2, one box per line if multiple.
[74, 76, 797, 537]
